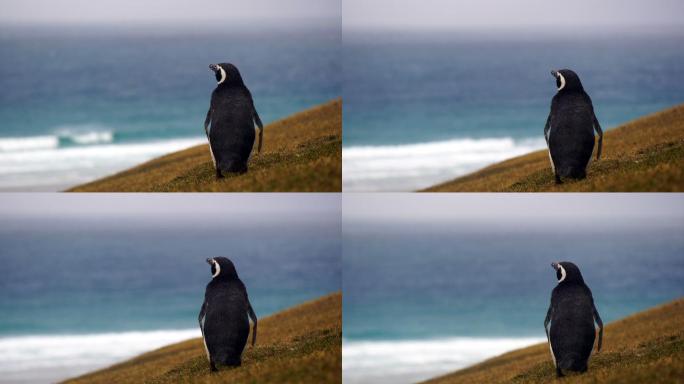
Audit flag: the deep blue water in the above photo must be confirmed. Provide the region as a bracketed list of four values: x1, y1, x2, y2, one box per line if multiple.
[0, 215, 341, 336]
[343, 219, 684, 341]
[0, 25, 340, 189]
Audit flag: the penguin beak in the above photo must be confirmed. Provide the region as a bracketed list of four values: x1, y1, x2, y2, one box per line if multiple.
[551, 262, 560, 270]
[206, 258, 214, 265]
[209, 64, 219, 73]
[550, 70, 559, 78]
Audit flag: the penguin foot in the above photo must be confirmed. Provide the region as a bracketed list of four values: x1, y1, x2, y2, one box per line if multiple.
[554, 175, 562, 184]
[215, 169, 224, 179]
[209, 362, 218, 373]
[556, 367, 564, 378]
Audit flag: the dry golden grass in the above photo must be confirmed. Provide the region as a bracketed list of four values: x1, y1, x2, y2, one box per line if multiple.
[423, 297, 684, 384]
[63, 292, 341, 384]
[425, 104, 684, 192]
[68, 99, 341, 192]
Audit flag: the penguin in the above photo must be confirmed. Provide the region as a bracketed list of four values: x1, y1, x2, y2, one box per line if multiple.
[544, 69, 603, 184]
[544, 261, 603, 377]
[199, 257, 257, 372]
[204, 63, 263, 178]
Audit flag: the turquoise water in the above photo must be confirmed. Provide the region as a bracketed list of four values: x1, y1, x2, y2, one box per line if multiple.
[0, 25, 340, 189]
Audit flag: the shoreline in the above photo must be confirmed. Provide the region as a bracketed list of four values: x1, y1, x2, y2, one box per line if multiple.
[62, 292, 341, 384]
[0, 329, 200, 384]
[343, 137, 545, 191]
[1, 293, 341, 384]
[68, 99, 342, 192]
[423, 103, 684, 192]
[0, 136, 206, 192]
[422, 297, 684, 384]
[343, 336, 543, 384]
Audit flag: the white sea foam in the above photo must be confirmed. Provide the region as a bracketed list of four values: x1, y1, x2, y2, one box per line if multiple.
[0, 125, 115, 153]
[0, 329, 200, 384]
[342, 337, 544, 384]
[0, 136, 59, 152]
[0, 137, 205, 190]
[60, 130, 114, 145]
[343, 137, 547, 191]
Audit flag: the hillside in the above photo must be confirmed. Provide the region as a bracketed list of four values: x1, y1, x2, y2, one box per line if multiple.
[423, 297, 684, 384]
[63, 293, 341, 384]
[69, 99, 341, 192]
[425, 104, 684, 192]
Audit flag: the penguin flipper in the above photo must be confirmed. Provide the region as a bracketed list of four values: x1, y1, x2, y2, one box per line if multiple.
[204, 107, 212, 139]
[246, 292, 258, 346]
[543, 113, 551, 146]
[543, 303, 552, 342]
[198, 301, 207, 325]
[199, 301, 213, 364]
[593, 301, 604, 352]
[593, 114, 603, 160]
[248, 303, 258, 346]
[254, 109, 264, 154]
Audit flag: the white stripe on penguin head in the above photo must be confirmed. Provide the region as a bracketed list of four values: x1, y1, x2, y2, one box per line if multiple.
[558, 264, 567, 283]
[212, 259, 221, 278]
[217, 66, 227, 85]
[557, 72, 566, 91]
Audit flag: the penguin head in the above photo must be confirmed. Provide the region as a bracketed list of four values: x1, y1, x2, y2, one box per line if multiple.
[206, 257, 239, 280]
[209, 63, 245, 87]
[550, 69, 584, 92]
[551, 261, 585, 284]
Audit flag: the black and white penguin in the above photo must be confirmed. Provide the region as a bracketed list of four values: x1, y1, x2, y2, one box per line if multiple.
[544, 261, 603, 377]
[544, 69, 603, 183]
[204, 63, 263, 178]
[199, 257, 257, 372]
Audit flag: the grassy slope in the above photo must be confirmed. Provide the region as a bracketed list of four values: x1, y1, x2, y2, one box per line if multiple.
[69, 99, 341, 192]
[425, 104, 684, 192]
[63, 293, 341, 384]
[424, 298, 684, 384]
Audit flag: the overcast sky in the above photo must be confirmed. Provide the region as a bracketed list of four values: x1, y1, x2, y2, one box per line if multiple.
[344, 194, 684, 225]
[0, 193, 340, 221]
[344, 0, 684, 30]
[0, 0, 339, 25]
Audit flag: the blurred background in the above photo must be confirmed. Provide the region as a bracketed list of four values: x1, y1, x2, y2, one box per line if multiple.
[342, 0, 684, 191]
[342, 194, 684, 383]
[0, 194, 341, 383]
[0, 0, 340, 191]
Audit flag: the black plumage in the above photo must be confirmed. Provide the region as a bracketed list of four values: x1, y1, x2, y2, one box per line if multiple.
[204, 63, 263, 178]
[199, 257, 257, 372]
[544, 261, 603, 377]
[544, 69, 603, 183]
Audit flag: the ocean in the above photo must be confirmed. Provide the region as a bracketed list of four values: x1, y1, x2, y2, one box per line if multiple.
[0, 194, 341, 383]
[0, 24, 340, 190]
[342, 194, 684, 383]
[342, 30, 684, 191]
